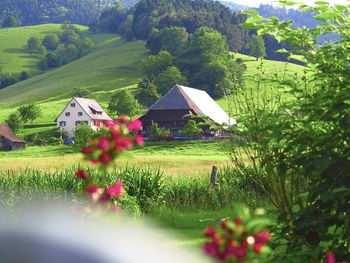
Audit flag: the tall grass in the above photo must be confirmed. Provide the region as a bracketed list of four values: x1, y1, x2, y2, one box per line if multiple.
[0, 166, 267, 212]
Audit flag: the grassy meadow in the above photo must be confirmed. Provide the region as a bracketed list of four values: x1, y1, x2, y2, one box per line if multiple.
[0, 141, 231, 176]
[0, 24, 147, 123]
[0, 24, 65, 74]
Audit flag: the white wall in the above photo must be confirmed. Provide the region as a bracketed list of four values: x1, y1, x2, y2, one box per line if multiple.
[56, 98, 96, 138]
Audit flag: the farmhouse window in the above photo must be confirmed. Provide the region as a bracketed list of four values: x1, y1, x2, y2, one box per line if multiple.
[83, 121, 89, 125]
[75, 121, 80, 126]
[65, 112, 70, 117]
[59, 121, 66, 127]
[71, 103, 76, 107]
[78, 112, 83, 116]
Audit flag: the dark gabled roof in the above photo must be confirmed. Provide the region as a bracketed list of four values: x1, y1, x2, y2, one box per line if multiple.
[0, 124, 26, 143]
[148, 84, 236, 126]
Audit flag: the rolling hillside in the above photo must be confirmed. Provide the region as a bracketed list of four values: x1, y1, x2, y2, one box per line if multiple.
[0, 24, 305, 127]
[0, 24, 148, 124]
[0, 24, 66, 74]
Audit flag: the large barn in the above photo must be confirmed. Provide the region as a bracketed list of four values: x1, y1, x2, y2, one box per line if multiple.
[140, 84, 236, 135]
[0, 124, 26, 151]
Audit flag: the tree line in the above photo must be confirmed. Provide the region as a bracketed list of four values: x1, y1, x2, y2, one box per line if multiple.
[0, 0, 117, 27]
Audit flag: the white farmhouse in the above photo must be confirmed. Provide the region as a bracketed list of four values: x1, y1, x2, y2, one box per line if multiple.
[56, 97, 112, 138]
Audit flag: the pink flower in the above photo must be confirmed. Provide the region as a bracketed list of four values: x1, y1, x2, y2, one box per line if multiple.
[97, 136, 110, 151]
[234, 217, 242, 227]
[253, 242, 264, 254]
[221, 219, 228, 230]
[75, 169, 88, 180]
[117, 115, 128, 124]
[325, 251, 336, 263]
[106, 180, 123, 198]
[89, 159, 98, 165]
[227, 243, 247, 260]
[135, 134, 144, 145]
[85, 185, 100, 194]
[254, 232, 271, 244]
[103, 120, 116, 128]
[82, 147, 93, 154]
[110, 129, 120, 140]
[203, 242, 218, 257]
[204, 227, 216, 237]
[115, 137, 132, 150]
[99, 152, 111, 164]
[127, 119, 142, 131]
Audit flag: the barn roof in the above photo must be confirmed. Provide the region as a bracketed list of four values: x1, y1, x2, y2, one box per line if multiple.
[149, 84, 236, 126]
[0, 124, 26, 143]
[74, 97, 112, 121]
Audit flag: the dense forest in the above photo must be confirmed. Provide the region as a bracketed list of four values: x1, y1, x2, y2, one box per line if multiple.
[0, 0, 136, 26]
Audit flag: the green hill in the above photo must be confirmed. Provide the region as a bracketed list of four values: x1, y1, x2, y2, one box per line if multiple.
[0, 24, 305, 128]
[0, 24, 148, 124]
[0, 24, 66, 74]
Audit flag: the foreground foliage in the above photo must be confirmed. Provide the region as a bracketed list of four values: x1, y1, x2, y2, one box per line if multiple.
[228, 1, 350, 261]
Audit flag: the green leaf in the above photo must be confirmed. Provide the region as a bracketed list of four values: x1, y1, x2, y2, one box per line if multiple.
[241, 9, 259, 16]
[289, 54, 307, 64]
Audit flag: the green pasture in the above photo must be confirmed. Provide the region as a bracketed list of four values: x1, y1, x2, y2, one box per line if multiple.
[0, 24, 147, 123]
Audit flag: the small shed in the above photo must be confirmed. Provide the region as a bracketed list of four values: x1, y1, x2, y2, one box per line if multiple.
[0, 124, 26, 151]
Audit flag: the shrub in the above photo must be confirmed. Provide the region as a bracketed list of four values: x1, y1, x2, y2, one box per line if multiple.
[47, 137, 61, 145]
[74, 123, 94, 147]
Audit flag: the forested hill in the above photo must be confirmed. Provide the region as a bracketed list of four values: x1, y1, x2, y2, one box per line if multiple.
[0, 0, 137, 26]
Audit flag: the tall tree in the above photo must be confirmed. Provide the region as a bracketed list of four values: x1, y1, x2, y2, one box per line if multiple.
[154, 66, 188, 95]
[108, 90, 141, 116]
[17, 103, 41, 124]
[246, 34, 266, 59]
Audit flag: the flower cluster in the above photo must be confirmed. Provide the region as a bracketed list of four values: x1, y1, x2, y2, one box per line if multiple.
[81, 117, 143, 166]
[203, 217, 271, 262]
[74, 117, 144, 213]
[75, 169, 124, 212]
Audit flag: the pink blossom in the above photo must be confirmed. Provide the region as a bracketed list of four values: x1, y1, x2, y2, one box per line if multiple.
[254, 232, 271, 244]
[127, 119, 142, 131]
[227, 243, 247, 260]
[204, 227, 216, 237]
[234, 217, 242, 227]
[85, 185, 100, 194]
[110, 129, 120, 140]
[117, 115, 128, 124]
[221, 219, 228, 230]
[103, 120, 116, 128]
[99, 152, 111, 164]
[325, 251, 336, 263]
[82, 147, 93, 154]
[135, 134, 144, 145]
[97, 136, 110, 151]
[203, 242, 218, 257]
[106, 180, 123, 198]
[115, 137, 132, 150]
[89, 159, 98, 165]
[75, 169, 88, 180]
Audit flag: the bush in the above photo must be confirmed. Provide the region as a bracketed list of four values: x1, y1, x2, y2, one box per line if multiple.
[47, 137, 61, 145]
[74, 123, 94, 147]
[42, 34, 59, 51]
[147, 121, 171, 141]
